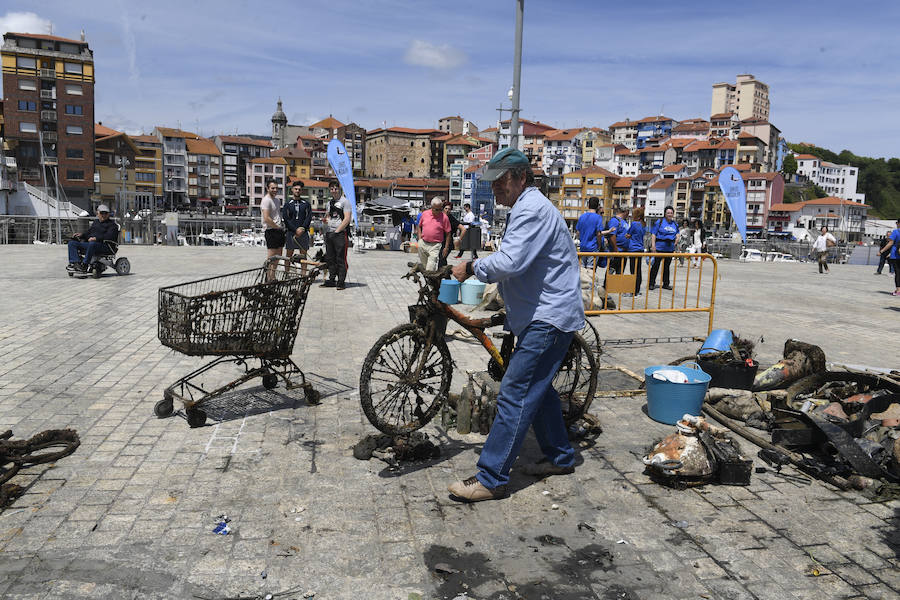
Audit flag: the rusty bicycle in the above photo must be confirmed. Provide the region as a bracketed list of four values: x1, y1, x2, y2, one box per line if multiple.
[358, 263, 598, 435]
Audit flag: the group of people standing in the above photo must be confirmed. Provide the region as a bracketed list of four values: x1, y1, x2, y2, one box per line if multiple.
[259, 179, 351, 289]
[574, 200, 707, 294]
[876, 219, 900, 296]
[414, 200, 480, 271]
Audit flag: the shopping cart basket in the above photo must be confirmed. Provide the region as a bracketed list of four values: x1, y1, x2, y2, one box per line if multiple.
[156, 257, 321, 427]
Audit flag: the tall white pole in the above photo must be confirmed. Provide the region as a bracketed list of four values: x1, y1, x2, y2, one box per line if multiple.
[509, 0, 524, 151]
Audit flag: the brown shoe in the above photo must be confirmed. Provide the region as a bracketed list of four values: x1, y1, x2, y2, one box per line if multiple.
[447, 476, 507, 502]
[520, 459, 575, 478]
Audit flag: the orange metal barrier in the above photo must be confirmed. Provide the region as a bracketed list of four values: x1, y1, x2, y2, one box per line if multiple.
[577, 251, 718, 335]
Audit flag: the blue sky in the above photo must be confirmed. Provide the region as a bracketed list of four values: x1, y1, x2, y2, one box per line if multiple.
[2, 1, 898, 157]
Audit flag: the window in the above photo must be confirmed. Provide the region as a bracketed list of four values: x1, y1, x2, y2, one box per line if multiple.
[64, 62, 83, 74]
[66, 148, 84, 159]
[65, 84, 83, 95]
[19, 122, 37, 133]
[135, 172, 155, 182]
[65, 104, 83, 115]
[67, 170, 85, 180]
[16, 56, 37, 69]
[59, 43, 80, 54]
[18, 100, 37, 111]
[18, 79, 37, 91]
[254, 165, 262, 172]
[66, 125, 83, 135]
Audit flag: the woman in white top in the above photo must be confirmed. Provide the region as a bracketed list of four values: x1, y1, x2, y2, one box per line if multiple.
[811, 226, 836, 274]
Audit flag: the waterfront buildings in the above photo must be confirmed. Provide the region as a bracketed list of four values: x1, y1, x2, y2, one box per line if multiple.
[793, 154, 864, 202]
[1, 31, 95, 210]
[246, 156, 286, 216]
[213, 135, 272, 205]
[185, 136, 223, 208]
[364, 127, 443, 179]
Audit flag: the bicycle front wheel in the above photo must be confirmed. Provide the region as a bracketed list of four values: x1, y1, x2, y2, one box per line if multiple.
[359, 323, 453, 435]
[553, 333, 598, 424]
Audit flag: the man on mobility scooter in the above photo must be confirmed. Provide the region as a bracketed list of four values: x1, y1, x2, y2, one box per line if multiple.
[67, 204, 129, 277]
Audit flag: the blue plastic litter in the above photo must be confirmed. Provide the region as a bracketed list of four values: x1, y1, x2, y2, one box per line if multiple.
[698, 329, 733, 356]
[213, 522, 231, 535]
[438, 279, 460, 304]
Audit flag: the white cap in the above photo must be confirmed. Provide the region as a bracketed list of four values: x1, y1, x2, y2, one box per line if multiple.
[97, 204, 110, 213]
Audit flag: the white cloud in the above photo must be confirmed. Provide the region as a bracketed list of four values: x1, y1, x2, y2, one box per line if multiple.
[0, 11, 52, 36]
[115, 0, 140, 83]
[403, 39, 466, 70]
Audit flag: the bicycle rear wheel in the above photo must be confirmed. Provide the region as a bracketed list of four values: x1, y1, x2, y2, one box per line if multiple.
[553, 333, 598, 424]
[359, 323, 453, 435]
[579, 318, 602, 362]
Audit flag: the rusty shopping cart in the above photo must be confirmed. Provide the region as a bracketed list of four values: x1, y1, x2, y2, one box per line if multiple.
[156, 257, 321, 427]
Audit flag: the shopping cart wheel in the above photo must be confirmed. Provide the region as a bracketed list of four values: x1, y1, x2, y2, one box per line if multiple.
[92, 264, 102, 279]
[154, 394, 174, 418]
[303, 383, 321, 405]
[262, 374, 278, 390]
[186, 408, 207, 428]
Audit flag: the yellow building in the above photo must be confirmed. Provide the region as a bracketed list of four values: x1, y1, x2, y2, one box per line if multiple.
[131, 134, 163, 203]
[93, 124, 137, 214]
[580, 128, 612, 166]
[557, 167, 619, 226]
[272, 146, 311, 180]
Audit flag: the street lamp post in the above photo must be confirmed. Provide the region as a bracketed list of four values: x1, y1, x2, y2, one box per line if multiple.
[508, 0, 524, 151]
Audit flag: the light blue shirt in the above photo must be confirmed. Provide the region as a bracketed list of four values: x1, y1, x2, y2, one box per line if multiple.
[473, 186, 585, 336]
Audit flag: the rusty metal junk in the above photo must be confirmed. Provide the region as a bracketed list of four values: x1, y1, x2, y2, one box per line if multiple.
[1, 429, 80, 508]
[643, 415, 752, 486]
[752, 339, 827, 391]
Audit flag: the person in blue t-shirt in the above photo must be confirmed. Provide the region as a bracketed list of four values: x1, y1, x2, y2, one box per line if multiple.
[575, 197, 604, 270]
[879, 217, 900, 296]
[605, 206, 630, 275]
[625, 206, 646, 296]
[648, 206, 679, 290]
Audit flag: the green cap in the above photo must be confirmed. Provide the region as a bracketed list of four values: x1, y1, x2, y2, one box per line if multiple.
[481, 148, 530, 181]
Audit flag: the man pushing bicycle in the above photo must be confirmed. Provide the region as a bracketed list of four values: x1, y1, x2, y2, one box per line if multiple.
[448, 148, 585, 502]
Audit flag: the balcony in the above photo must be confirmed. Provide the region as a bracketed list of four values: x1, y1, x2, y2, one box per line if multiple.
[40, 110, 57, 122]
[40, 89, 56, 99]
[42, 131, 57, 143]
[39, 68, 56, 79]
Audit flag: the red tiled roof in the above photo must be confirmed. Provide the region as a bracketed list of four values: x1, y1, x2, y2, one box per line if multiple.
[609, 120, 635, 129]
[637, 115, 675, 123]
[271, 146, 311, 159]
[769, 203, 802, 212]
[289, 177, 328, 188]
[684, 138, 737, 152]
[6, 32, 86, 45]
[544, 129, 582, 141]
[393, 178, 450, 189]
[131, 134, 160, 144]
[639, 145, 665, 154]
[481, 127, 498, 133]
[250, 157, 286, 165]
[649, 179, 676, 189]
[794, 154, 818, 160]
[185, 137, 221, 155]
[464, 165, 482, 173]
[309, 116, 345, 130]
[804, 196, 870, 207]
[613, 177, 633, 188]
[710, 113, 733, 119]
[94, 124, 120, 137]
[737, 132, 765, 142]
[565, 166, 619, 178]
[814, 213, 842, 218]
[367, 127, 443, 136]
[615, 148, 636, 156]
[217, 135, 273, 147]
[156, 127, 199, 139]
[662, 164, 686, 173]
[634, 173, 657, 181]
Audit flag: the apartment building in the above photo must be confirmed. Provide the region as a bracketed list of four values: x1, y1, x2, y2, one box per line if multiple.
[557, 166, 619, 224]
[738, 118, 781, 173]
[609, 119, 638, 151]
[294, 135, 328, 178]
[736, 133, 766, 171]
[767, 197, 868, 241]
[682, 138, 737, 172]
[271, 145, 311, 180]
[710, 113, 737, 138]
[93, 124, 136, 213]
[245, 157, 286, 216]
[287, 177, 329, 213]
[448, 161, 464, 208]
[636, 116, 677, 149]
[612, 177, 633, 210]
[131, 134, 163, 204]
[364, 127, 443, 179]
[646, 178, 675, 218]
[185, 137, 223, 207]
[614, 148, 639, 177]
[711, 74, 770, 121]
[440, 134, 481, 175]
[794, 154, 864, 202]
[671, 118, 709, 140]
[2, 32, 95, 209]
[214, 135, 272, 202]
[306, 117, 367, 176]
[153, 127, 198, 208]
[581, 128, 612, 166]
[497, 119, 555, 165]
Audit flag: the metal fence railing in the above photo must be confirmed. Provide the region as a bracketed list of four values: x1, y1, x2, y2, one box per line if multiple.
[579, 251, 718, 336]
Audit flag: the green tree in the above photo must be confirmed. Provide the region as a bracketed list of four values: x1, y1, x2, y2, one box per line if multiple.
[781, 154, 797, 177]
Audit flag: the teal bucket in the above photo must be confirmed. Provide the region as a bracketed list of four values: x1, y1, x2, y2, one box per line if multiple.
[438, 279, 460, 304]
[460, 280, 486, 305]
[644, 362, 711, 425]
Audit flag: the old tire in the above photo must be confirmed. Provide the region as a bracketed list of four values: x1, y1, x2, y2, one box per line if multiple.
[262, 373, 278, 390]
[359, 323, 452, 435]
[186, 408, 207, 428]
[304, 384, 321, 405]
[115, 257, 131, 275]
[554, 333, 598, 425]
[154, 395, 174, 418]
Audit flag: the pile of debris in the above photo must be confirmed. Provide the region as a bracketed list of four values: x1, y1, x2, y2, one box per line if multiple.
[683, 334, 900, 491]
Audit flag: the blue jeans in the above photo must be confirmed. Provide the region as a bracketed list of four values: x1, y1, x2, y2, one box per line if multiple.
[68, 240, 104, 264]
[476, 321, 575, 489]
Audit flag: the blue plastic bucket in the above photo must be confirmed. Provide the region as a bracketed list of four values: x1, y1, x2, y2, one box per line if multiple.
[460, 280, 486, 305]
[644, 362, 711, 425]
[438, 279, 460, 304]
[698, 329, 733, 356]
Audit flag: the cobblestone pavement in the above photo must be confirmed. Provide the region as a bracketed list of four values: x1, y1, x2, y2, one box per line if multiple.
[0, 245, 897, 600]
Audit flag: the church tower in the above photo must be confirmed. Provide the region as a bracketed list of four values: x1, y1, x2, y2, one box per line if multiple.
[271, 98, 288, 149]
